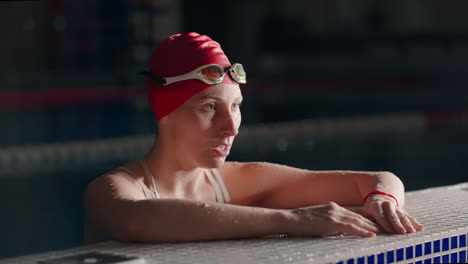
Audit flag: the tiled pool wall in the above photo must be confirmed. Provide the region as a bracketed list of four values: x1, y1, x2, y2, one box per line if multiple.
[336, 233, 467, 264]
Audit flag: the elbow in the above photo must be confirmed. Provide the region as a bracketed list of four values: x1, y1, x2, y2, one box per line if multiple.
[109, 223, 131, 243]
[108, 202, 168, 243]
[108, 212, 140, 243]
[378, 171, 406, 206]
[381, 171, 404, 187]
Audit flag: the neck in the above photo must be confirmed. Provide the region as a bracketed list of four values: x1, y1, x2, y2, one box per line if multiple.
[144, 137, 206, 192]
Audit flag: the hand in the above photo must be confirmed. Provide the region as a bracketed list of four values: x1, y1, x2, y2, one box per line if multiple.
[285, 202, 381, 237]
[362, 195, 424, 234]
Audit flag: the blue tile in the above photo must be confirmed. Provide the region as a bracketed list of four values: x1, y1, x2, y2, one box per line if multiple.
[459, 250, 467, 263]
[451, 252, 457, 263]
[424, 241, 432, 255]
[396, 248, 404, 261]
[346, 258, 355, 264]
[433, 256, 441, 263]
[336, 261, 344, 264]
[367, 255, 375, 264]
[357, 257, 365, 264]
[415, 261, 422, 264]
[387, 250, 395, 263]
[424, 258, 431, 264]
[460, 234, 467, 248]
[406, 246, 414, 259]
[442, 254, 449, 263]
[442, 237, 449, 251]
[377, 253, 384, 264]
[434, 240, 441, 253]
[451, 236, 458, 249]
[416, 244, 423, 257]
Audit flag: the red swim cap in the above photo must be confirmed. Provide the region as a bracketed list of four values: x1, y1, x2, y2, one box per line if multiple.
[147, 32, 237, 120]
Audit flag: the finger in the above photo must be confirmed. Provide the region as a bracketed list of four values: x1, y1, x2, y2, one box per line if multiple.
[341, 211, 382, 234]
[341, 206, 377, 224]
[406, 213, 424, 231]
[396, 209, 415, 233]
[383, 202, 406, 234]
[342, 206, 365, 215]
[339, 223, 376, 238]
[373, 204, 395, 233]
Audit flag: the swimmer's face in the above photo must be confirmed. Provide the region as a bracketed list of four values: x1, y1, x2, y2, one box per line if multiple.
[161, 83, 242, 168]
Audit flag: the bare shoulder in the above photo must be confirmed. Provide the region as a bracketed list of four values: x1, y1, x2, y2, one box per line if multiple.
[220, 161, 307, 178]
[218, 161, 306, 206]
[220, 160, 280, 171]
[83, 163, 146, 242]
[84, 163, 146, 206]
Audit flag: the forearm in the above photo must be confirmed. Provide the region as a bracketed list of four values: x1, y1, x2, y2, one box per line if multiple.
[118, 198, 288, 242]
[354, 171, 405, 207]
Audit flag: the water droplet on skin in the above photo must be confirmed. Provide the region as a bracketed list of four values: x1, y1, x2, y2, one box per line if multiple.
[233, 220, 238, 224]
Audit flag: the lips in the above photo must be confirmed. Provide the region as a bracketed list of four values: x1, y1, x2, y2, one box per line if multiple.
[210, 144, 231, 157]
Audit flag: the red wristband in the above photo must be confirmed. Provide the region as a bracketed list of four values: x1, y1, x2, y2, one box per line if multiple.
[363, 190, 399, 207]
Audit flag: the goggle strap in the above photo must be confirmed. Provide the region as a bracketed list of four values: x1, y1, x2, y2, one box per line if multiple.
[163, 70, 202, 86]
[139, 70, 166, 85]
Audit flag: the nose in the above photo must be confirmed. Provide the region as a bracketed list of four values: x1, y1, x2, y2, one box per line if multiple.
[219, 110, 239, 137]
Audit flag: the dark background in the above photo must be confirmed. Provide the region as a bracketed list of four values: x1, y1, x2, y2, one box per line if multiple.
[1, 0, 468, 259]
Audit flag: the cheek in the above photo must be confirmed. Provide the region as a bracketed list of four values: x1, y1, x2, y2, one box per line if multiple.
[183, 114, 215, 140]
[169, 114, 205, 138]
[234, 110, 242, 127]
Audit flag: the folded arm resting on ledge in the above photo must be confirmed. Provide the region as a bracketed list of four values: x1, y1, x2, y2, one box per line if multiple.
[84, 162, 423, 243]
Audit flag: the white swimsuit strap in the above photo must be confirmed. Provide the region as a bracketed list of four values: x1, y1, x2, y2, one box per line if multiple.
[139, 160, 161, 199]
[212, 169, 231, 204]
[117, 166, 156, 199]
[205, 169, 225, 203]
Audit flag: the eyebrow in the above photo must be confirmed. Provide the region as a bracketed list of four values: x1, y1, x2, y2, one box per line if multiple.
[198, 95, 243, 101]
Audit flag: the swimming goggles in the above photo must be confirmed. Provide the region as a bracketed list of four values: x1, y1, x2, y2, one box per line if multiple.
[141, 63, 246, 85]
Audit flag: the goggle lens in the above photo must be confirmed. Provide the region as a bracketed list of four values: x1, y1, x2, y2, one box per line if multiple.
[230, 63, 246, 84]
[199, 65, 225, 84]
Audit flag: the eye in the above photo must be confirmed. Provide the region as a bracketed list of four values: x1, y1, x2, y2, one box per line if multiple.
[233, 102, 242, 109]
[204, 103, 216, 111]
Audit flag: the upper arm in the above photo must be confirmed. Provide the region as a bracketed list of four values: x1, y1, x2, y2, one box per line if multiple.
[223, 162, 367, 209]
[83, 171, 145, 238]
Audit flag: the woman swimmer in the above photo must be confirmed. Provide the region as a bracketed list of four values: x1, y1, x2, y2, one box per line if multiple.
[84, 32, 423, 243]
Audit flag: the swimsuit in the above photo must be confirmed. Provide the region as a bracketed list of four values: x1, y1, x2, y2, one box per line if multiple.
[118, 160, 231, 203]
